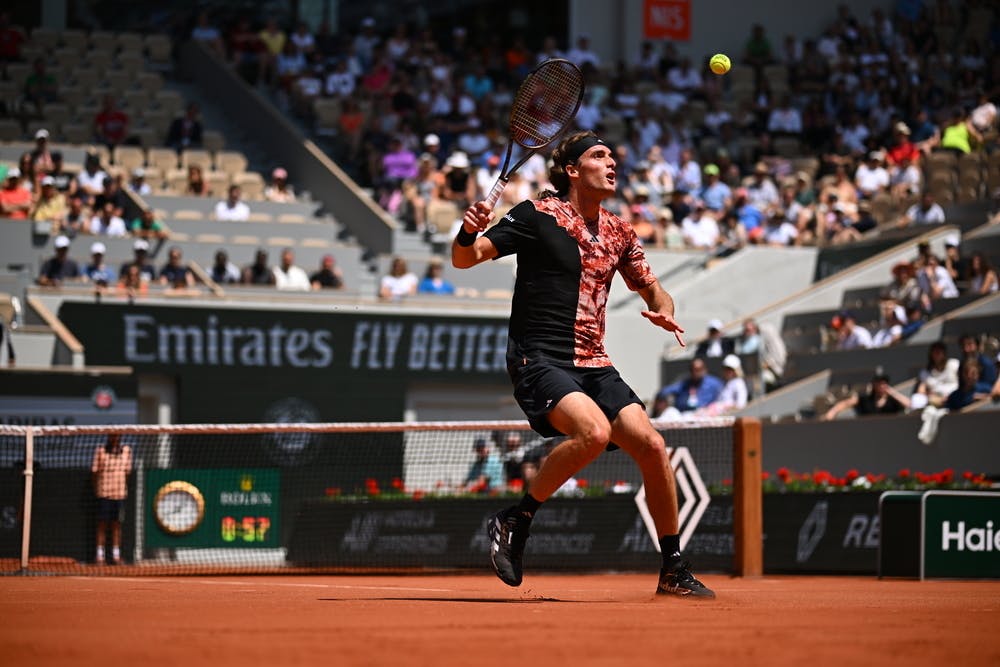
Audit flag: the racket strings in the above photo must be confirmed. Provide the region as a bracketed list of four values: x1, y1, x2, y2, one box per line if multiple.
[509, 62, 584, 149]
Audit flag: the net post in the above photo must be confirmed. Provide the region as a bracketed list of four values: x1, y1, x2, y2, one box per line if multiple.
[19, 427, 35, 573]
[733, 417, 762, 577]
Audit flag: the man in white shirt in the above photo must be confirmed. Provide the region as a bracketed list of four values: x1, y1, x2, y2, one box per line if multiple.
[272, 248, 311, 290]
[836, 311, 874, 350]
[681, 201, 720, 249]
[854, 151, 890, 198]
[214, 185, 251, 221]
[565, 34, 600, 69]
[900, 192, 946, 227]
[88, 202, 127, 237]
[766, 96, 803, 135]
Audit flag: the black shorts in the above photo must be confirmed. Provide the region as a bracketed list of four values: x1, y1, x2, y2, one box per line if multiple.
[96, 498, 124, 522]
[508, 357, 643, 437]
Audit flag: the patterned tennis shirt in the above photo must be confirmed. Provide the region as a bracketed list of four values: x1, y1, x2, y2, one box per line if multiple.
[484, 197, 656, 368]
[92, 445, 132, 500]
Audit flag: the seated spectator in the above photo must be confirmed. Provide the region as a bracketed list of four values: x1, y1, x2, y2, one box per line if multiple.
[889, 154, 922, 200]
[93, 176, 128, 218]
[743, 23, 774, 69]
[912, 341, 960, 409]
[465, 437, 504, 493]
[900, 304, 926, 340]
[967, 252, 998, 295]
[958, 334, 998, 393]
[942, 236, 965, 285]
[766, 95, 803, 136]
[130, 208, 168, 240]
[158, 246, 194, 288]
[36, 235, 81, 286]
[62, 195, 90, 238]
[884, 261, 923, 310]
[76, 153, 108, 201]
[117, 264, 147, 298]
[970, 90, 998, 139]
[736, 319, 761, 355]
[680, 201, 720, 249]
[731, 188, 765, 240]
[241, 248, 276, 285]
[821, 373, 909, 420]
[88, 202, 127, 237]
[716, 210, 747, 255]
[47, 151, 78, 198]
[128, 168, 151, 196]
[273, 248, 311, 290]
[119, 239, 156, 283]
[210, 249, 241, 284]
[0, 168, 31, 219]
[31, 128, 55, 175]
[417, 258, 455, 295]
[83, 241, 115, 287]
[214, 185, 250, 221]
[499, 431, 527, 486]
[898, 192, 945, 227]
[657, 207, 685, 249]
[190, 10, 225, 57]
[834, 310, 873, 350]
[945, 360, 988, 410]
[264, 167, 296, 203]
[745, 162, 780, 214]
[872, 301, 906, 347]
[698, 164, 731, 213]
[29, 175, 66, 228]
[696, 319, 734, 358]
[854, 151, 890, 199]
[654, 357, 724, 415]
[379, 256, 417, 300]
[300, 254, 342, 290]
[93, 94, 130, 148]
[166, 102, 204, 152]
[760, 209, 799, 246]
[185, 165, 210, 197]
[885, 122, 921, 170]
[917, 253, 960, 309]
[939, 106, 982, 155]
[701, 354, 749, 415]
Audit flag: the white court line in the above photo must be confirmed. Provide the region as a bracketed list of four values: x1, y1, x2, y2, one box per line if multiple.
[67, 576, 457, 593]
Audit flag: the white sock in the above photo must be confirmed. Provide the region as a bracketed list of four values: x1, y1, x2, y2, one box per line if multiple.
[112, 546, 121, 561]
[96, 546, 105, 562]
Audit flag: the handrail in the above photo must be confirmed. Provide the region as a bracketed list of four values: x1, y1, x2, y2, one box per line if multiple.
[188, 259, 225, 297]
[25, 295, 84, 367]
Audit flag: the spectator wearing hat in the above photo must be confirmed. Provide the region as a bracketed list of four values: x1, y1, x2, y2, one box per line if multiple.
[872, 300, 907, 347]
[310, 254, 344, 290]
[128, 168, 151, 197]
[746, 162, 780, 214]
[761, 208, 799, 246]
[854, 151, 890, 199]
[441, 151, 475, 209]
[88, 202, 127, 237]
[886, 122, 920, 167]
[37, 235, 81, 286]
[701, 354, 749, 415]
[465, 436, 504, 493]
[159, 246, 195, 289]
[0, 168, 31, 219]
[214, 184, 251, 221]
[210, 249, 241, 285]
[421, 133, 444, 168]
[129, 208, 167, 240]
[83, 241, 115, 287]
[417, 258, 455, 295]
[898, 191, 945, 228]
[695, 319, 736, 358]
[884, 261, 923, 311]
[264, 167, 296, 203]
[821, 373, 909, 420]
[834, 310, 874, 350]
[30, 128, 55, 175]
[166, 102, 204, 152]
[698, 164, 732, 212]
[657, 207, 685, 250]
[119, 239, 156, 283]
[30, 175, 67, 228]
[680, 199, 720, 250]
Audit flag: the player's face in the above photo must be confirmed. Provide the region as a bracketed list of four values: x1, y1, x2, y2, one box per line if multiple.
[571, 145, 616, 196]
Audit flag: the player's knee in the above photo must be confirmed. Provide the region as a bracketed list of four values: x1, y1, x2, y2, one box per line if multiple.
[635, 432, 667, 463]
[577, 421, 611, 451]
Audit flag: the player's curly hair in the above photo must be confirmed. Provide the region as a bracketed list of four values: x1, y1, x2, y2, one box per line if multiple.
[539, 130, 598, 199]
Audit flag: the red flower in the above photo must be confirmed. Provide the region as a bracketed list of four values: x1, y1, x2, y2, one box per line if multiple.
[845, 469, 860, 482]
[576, 479, 589, 489]
[722, 478, 732, 487]
[365, 478, 380, 495]
[412, 489, 425, 501]
[761, 471, 771, 481]
[941, 469, 954, 483]
[813, 470, 832, 486]
[963, 471, 975, 481]
[324, 487, 341, 497]
[898, 468, 910, 479]
[391, 477, 404, 490]
[508, 478, 524, 491]
[915, 472, 929, 484]
[777, 467, 791, 482]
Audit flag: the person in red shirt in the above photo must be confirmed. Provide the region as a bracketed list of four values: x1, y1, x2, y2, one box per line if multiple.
[0, 168, 32, 219]
[93, 95, 130, 148]
[886, 122, 921, 167]
[0, 12, 24, 62]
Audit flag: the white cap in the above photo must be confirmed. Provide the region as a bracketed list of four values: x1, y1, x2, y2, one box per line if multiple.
[424, 133, 440, 146]
[54, 235, 70, 249]
[132, 167, 145, 177]
[722, 354, 742, 371]
[446, 151, 470, 169]
[90, 241, 106, 255]
[133, 239, 150, 251]
[707, 318, 724, 331]
[6, 167, 20, 178]
[893, 305, 906, 323]
[35, 128, 50, 139]
[40, 175, 55, 186]
[944, 234, 960, 247]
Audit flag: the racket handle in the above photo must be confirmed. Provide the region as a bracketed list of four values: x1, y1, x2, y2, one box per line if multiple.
[484, 177, 509, 212]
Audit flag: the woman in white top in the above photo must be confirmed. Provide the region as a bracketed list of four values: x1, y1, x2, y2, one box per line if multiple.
[700, 354, 749, 416]
[872, 302, 905, 348]
[968, 252, 999, 295]
[379, 256, 418, 300]
[912, 341, 960, 408]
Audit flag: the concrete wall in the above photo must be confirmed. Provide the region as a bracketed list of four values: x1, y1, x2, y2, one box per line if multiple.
[762, 410, 1000, 477]
[177, 41, 397, 254]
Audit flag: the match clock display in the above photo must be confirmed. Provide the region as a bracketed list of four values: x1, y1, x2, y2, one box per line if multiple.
[153, 481, 206, 535]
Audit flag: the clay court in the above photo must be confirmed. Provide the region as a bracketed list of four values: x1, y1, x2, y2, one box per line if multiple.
[2, 574, 998, 666]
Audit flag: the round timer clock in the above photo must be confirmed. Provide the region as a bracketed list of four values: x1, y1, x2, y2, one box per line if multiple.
[153, 481, 206, 535]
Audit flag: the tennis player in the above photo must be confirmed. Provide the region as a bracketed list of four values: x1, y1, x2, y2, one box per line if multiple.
[452, 131, 714, 598]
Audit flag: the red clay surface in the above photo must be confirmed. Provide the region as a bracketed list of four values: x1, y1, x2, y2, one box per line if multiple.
[2, 574, 999, 667]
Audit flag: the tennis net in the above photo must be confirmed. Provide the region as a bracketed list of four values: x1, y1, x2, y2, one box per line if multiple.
[0, 418, 761, 576]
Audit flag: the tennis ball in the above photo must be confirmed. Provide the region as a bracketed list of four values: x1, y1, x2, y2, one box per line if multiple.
[709, 53, 731, 75]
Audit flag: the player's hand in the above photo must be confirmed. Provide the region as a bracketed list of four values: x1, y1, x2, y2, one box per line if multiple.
[641, 310, 686, 347]
[462, 201, 493, 233]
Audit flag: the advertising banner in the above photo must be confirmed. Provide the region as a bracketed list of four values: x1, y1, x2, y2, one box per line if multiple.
[643, 0, 691, 41]
[922, 491, 1000, 579]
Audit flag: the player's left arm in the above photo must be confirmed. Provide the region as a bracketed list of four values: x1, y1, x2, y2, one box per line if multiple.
[637, 280, 686, 347]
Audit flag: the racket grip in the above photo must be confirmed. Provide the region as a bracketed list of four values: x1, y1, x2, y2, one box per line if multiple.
[484, 177, 509, 212]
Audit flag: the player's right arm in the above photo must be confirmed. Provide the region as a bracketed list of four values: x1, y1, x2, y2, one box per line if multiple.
[452, 201, 499, 269]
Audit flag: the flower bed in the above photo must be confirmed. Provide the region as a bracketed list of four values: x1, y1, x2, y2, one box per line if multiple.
[711, 468, 993, 495]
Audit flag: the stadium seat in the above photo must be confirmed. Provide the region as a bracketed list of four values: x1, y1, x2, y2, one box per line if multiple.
[42, 102, 72, 127]
[165, 169, 188, 194]
[173, 209, 206, 220]
[277, 213, 307, 224]
[773, 137, 801, 158]
[155, 90, 184, 117]
[234, 172, 265, 200]
[202, 130, 225, 153]
[84, 50, 114, 72]
[135, 71, 164, 95]
[205, 170, 229, 194]
[144, 34, 173, 69]
[59, 29, 88, 52]
[181, 149, 213, 171]
[131, 126, 158, 149]
[59, 123, 89, 144]
[116, 32, 144, 55]
[216, 151, 248, 178]
[148, 147, 180, 173]
[0, 120, 20, 142]
[113, 145, 145, 172]
[30, 27, 60, 50]
[4, 63, 30, 89]
[312, 99, 340, 136]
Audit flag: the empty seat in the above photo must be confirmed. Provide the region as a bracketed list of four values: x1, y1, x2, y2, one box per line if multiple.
[113, 145, 146, 172]
[181, 148, 213, 170]
[135, 71, 164, 95]
[215, 150, 248, 178]
[204, 170, 230, 194]
[144, 34, 173, 68]
[202, 130, 224, 152]
[147, 147, 179, 172]
[233, 172, 265, 200]
[116, 32, 144, 54]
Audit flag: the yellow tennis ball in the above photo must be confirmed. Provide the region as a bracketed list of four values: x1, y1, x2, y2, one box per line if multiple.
[709, 53, 731, 75]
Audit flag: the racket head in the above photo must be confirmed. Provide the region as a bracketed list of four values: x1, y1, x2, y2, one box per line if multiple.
[508, 58, 585, 151]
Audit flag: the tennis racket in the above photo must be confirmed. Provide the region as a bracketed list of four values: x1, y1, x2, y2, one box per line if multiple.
[483, 58, 585, 211]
